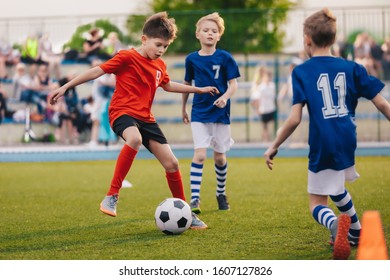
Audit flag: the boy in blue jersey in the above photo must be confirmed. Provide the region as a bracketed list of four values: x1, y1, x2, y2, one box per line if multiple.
[182, 12, 240, 213]
[264, 8, 390, 259]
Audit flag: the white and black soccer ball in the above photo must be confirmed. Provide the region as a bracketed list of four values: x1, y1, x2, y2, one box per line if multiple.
[155, 198, 192, 235]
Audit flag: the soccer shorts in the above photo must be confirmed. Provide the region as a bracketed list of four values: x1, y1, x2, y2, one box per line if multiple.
[190, 122, 234, 153]
[112, 114, 168, 152]
[307, 165, 360, 195]
[261, 111, 276, 123]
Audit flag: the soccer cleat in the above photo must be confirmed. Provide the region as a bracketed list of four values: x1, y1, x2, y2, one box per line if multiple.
[331, 214, 351, 260]
[348, 235, 359, 247]
[100, 194, 119, 217]
[328, 236, 359, 247]
[190, 198, 201, 214]
[190, 212, 208, 229]
[217, 194, 230, 211]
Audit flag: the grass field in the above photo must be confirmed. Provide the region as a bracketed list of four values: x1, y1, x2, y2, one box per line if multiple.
[0, 156, 389, 260]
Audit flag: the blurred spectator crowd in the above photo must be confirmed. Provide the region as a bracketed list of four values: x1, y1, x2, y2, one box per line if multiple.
[1, 29, 390, 145]
[332, 31, 390, 80]
[0, 27, 123, 146]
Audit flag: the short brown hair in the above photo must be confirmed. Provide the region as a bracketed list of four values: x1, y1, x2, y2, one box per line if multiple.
[142, 12, 178, 42]
[303, 8, 337, 48]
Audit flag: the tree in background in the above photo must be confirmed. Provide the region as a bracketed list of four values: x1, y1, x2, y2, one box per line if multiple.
[126, 0, 294, 54]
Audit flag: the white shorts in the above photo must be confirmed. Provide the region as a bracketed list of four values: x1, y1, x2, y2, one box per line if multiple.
[190, 122, 234, 153]
[307, 166, 360, 196]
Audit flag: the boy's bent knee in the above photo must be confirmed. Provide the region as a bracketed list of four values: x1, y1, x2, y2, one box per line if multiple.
[125, 137, 142, 150]
[164, 158, 179, 172]
[194, 150, 207, 163]
[214, 154, 226, 166]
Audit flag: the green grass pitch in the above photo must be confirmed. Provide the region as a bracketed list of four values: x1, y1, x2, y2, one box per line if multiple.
[0, 156, 389, 260]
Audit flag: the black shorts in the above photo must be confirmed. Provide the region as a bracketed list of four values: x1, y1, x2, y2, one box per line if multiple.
[261, 111, 276, 123]
[112, 115, 168, 152]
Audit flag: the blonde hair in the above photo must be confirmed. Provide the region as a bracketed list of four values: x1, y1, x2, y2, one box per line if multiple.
[196, 12, 225, 36]
[303, 8, 337, 48]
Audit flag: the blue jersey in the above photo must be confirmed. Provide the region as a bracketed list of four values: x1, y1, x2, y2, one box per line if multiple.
[292, 56, 384, 172]
[184, 49, 240, 124]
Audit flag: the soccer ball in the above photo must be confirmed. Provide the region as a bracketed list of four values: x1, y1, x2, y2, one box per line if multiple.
[154, 198, 192, 235]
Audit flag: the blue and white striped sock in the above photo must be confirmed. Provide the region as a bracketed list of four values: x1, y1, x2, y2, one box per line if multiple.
[312, 205, 337, 230]
[330, 188, 361, 246]
[215, 163, 227, 197]
[190, 162, 203, 202]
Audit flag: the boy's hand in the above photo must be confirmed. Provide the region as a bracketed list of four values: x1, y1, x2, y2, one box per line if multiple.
[182, 111, 190, 124]
[213, 97, 228, 108]
[48, 87, 66, 105]
[264, 147, 278, 170]
[198, 86, 219, 96]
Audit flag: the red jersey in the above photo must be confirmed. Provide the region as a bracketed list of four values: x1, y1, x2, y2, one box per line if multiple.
[100, 48, 170, 125]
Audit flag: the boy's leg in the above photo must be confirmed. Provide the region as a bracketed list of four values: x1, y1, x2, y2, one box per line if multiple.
[189, 149, 206, 213]
[100, 144, 138, 217]
[100, 119, 142, 217]
[311, 197, 351, 259]
[213, 124, 233, 211]
[214, 147, 230, 211]
[165, 169, 207, 229]
[308, 169, 353, 259]
[189, 122, 211, 212]
[215, 161, 229, 210]
[151, 141, 207, 229]
[108, 144, 138, 195]
[149, 141, 186, 200]
[165, 170, 186, 201]
[312, 204, 337, 231]
[189, 162, 203, 213]
[330, 188, 361, 246]
[312, 204, 351, 259]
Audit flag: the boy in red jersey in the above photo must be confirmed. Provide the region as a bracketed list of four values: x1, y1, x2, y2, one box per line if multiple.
[49, 12, 218, 229]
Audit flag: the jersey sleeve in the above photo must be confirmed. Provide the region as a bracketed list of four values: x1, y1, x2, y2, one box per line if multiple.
[184, 55, 194, 84]
[100, 50, 127, 74]
[291, 68, 307, 106]
[225, 54, 241, 80]
[160, 66, 170, 86]
[353, 62, 385, 100]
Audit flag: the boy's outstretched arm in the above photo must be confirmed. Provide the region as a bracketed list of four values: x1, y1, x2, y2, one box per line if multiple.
[371, 92, 390, 121]
[264, 103, 303, 170]
[48, 66, 105, 105]
[162, 81, 219, 96]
